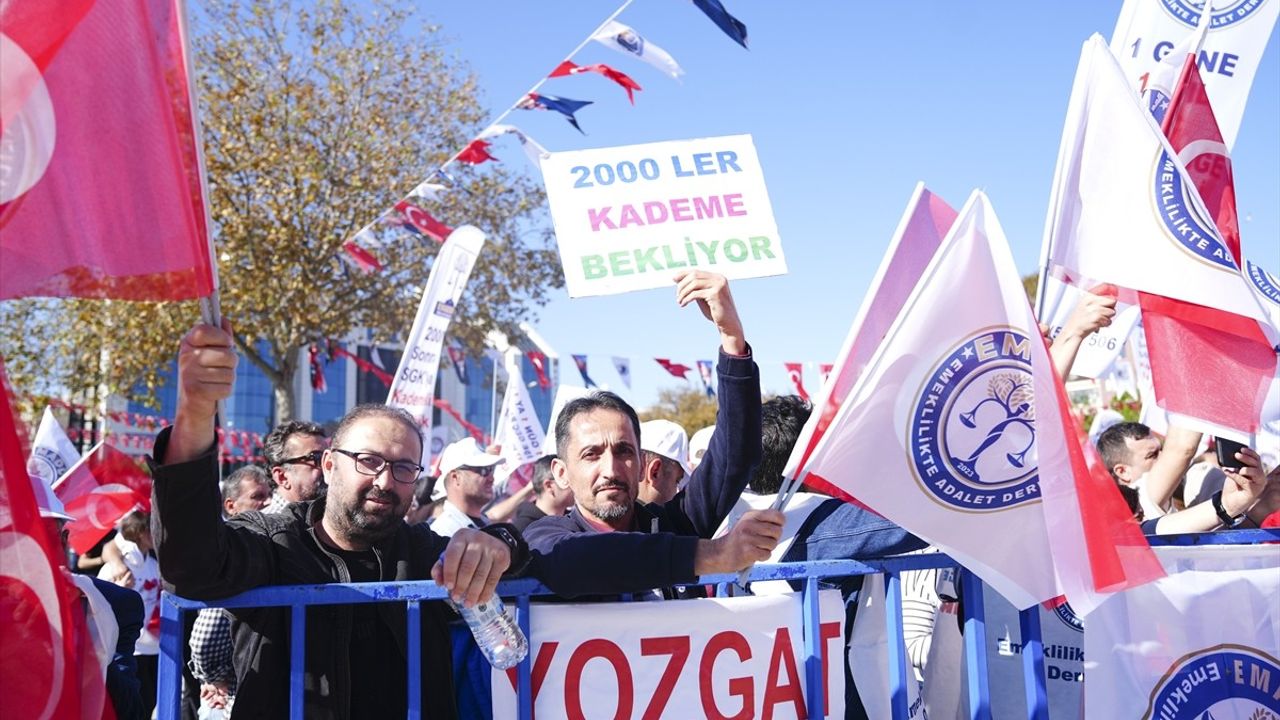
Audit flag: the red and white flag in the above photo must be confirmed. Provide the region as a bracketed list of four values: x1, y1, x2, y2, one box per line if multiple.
[0, 361, 110, 718]
[393, 200, 453, 244]
[52, 442, 152, 555]
[783, 182, 956, 500]
[1042, 36, 1277, 441]
[783, 362, 809, 402]
[0, 0, 215, 301]
[796, 192, 1161, 612]
[525, 351, 551, 390]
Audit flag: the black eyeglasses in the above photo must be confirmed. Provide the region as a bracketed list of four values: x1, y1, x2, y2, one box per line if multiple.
[460, 465, 495, 478]
[332, 448, 424, 484]
[276, 450, 325, 468]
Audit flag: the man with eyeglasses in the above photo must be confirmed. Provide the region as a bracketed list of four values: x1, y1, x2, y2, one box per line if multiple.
[430, 437, 503, 537]
[150, 322, 528, 719]
[261, 420, 329, 513]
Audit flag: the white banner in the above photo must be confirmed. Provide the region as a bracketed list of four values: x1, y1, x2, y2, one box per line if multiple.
[387, 226, 485, 464]
[491, 591, 845, 720]
[1085, 545, 1280, 718]
[1110, 0, 1280, 149]
[27, 407, 80, 487]
[492, 363, 546, 484]
[541, 134, 788, 297]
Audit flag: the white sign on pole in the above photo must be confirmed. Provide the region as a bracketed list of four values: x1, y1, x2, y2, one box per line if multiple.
[541, 134, 788, 297]
[492, 363, 546, 483]
[387, 226, 485, 465]
[1109, 0, 1279, 149]
[491, 591, 846, 720]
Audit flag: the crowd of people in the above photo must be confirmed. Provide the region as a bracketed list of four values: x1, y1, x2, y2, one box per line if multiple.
[30, 270, 1279, 719]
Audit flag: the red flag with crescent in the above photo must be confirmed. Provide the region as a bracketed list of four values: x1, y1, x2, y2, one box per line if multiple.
[526, 351, 551, 390]
[393, 201, 453, 243]
[784, 362, 810, 402]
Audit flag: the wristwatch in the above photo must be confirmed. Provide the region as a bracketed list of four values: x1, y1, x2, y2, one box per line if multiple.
[1210, 490, 1245, 527]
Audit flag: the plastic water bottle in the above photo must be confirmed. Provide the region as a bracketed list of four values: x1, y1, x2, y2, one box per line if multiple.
[452, 595, 528, 669]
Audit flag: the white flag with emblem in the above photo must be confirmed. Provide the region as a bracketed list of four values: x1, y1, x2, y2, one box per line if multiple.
[492, 363, 546, 484]
[591, 20, 684, 80]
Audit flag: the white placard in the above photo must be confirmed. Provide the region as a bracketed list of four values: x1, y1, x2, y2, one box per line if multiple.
[492, 363, 546, 483]
[541, 134, 788, 297]
[491, 591, 845, 720]
[387, 226, 485, 465]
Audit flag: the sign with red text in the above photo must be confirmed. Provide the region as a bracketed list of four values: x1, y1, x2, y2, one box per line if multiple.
[491, 590, 845, 719]
[387, 226, 485, 465]
[541, 135, 788, 297]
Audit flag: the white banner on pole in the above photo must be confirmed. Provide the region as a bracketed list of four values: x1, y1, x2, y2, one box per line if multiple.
[541, 134, 787, 297]
[387, 226, 485, 465]
[492, 363, 546, 483]
[491, 591, 846, 720]
[1110, 0, 1280, 149]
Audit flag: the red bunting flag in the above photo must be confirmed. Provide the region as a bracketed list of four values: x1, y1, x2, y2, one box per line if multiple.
[433, 398, 489, 444]
[526, 351, 551, 390]
[0, 0, 216, 302]
[655, 358, 693, 379]
[342, 240, 383, 273]
[309, 344, 327, 393]
[819, 363, 834, 386]
[331, 344, 393, 387]
[456, 138, 500, 165]
[784, 362, 810, 402]
[549, 60, 643, 104]
[393, 200, 453, 243]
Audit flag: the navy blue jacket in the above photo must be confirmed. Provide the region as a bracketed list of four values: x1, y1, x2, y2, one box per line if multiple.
[524, 349, 760, 597]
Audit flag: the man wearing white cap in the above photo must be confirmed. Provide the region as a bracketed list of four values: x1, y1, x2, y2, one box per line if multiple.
[431, 437, 504, 537]
[688, 425, 714, 472]
[639, 419, 690, 505]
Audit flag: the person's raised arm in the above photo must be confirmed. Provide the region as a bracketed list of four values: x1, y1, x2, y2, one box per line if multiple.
[165, 322, 237, 465]
[1049, 290, 1117, 382]
[1144, 425, 1203, 513]
[1151, 446, 1266, 533]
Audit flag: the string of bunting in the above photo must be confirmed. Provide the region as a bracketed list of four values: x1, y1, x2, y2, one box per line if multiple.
[336, 0, 751, 273]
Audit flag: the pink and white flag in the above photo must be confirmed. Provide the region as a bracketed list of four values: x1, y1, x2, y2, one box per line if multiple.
[796, 192, 1161, 611]
[782, 182, 956, 501]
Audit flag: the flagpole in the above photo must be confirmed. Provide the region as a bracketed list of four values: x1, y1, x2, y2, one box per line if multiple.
[490, 353, 500, 439]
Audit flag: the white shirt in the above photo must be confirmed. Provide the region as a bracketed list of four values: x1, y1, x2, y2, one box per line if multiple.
[99, 535, 161, 655]
[429, 500, 484, 538]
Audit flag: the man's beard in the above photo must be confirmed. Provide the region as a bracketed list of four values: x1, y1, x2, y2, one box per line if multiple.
[336, 486, 404, 543]
[593, 500, 631, 520]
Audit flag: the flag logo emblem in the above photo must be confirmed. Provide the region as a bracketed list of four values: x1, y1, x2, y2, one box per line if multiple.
[907, 328, 1041, 512]
[1053, 602, 1084, 633]
[1152, 150, 1235, 271]
[26, 447, 71, 486]
[1157, 0, 1266, 29]
[1246, 261, 1280, 307]
[614, 29, 644, 55]
[433, 299, 456, 319]
[1142, 644, 1280, 719]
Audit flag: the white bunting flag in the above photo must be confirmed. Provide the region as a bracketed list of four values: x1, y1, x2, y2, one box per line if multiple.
[492, 363, 546, 484]
[387, 226, 485, 466]
[591, 20, 684, 80]
[1110, 0, 1279, 148]
[27, 407, 80, 489]
[612, 356, 632, 389]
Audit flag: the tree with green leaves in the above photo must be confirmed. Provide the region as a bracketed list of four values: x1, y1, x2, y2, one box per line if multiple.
[640, 386, 719, 434]
[0, 0, 561, 423]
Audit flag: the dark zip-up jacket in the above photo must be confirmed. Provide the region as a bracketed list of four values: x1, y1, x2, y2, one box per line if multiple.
[524, 348, 761, 597]
[149, 428, 527, 719]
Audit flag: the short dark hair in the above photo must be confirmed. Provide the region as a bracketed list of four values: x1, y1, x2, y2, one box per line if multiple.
[414, 475, 438, 506]
[332, 404, 424, 459]
[530, 455, 557, 497]
[222, 465, 270, 504]
[751, 395, 812, 494]
[263, 420, 327, 467]
[1096, 422, 1150, 480]
[555, 392, 641, 458]
[119, 510, 150, 543]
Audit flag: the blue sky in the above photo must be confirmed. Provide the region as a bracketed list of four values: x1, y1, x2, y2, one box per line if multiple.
[423, 1, 1279, 411]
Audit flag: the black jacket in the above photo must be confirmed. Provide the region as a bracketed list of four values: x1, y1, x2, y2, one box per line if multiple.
[524, 348, 761, 597]
[149, 428, 527, 720]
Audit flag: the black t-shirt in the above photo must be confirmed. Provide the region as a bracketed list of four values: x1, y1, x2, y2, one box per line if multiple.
[510, 502, 548, 533]
[330, 547, 407, 719]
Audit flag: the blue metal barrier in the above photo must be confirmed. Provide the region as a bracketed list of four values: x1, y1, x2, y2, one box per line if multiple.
[156, 529, 1280, 720]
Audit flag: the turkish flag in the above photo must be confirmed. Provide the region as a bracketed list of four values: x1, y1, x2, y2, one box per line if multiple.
[0, 358, 111, 718]
[654, 358, 692, 380]
[783, 362, 809, 402]
[52, 443, 151, 555]
[526, 351, 551, 390]
[393, 201, 453, 243]
[0, 0, 215, 301]
[456, 138, 499, 165]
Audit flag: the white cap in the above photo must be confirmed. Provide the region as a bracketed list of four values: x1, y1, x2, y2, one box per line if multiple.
[689, 425, 715, 467]
[435, 438, 503, 487]
[1088, 408, 1126, 446]
[640, 419, 691, 477]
